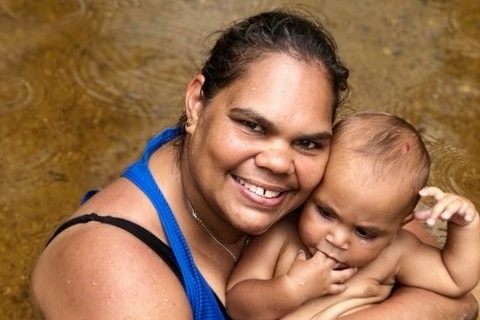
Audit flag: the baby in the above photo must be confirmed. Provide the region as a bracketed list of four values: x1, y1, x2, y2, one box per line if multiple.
[226, 112, 480, 320]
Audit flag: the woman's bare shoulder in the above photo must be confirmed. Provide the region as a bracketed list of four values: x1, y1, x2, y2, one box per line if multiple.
[30, 216, 189, 320]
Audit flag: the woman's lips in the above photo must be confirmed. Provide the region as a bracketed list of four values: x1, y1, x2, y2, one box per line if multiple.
[236, 177, 281, 198]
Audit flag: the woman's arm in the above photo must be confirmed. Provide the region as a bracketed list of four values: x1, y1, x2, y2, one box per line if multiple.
[280, 267, 478, 320]
[338, 286, 478, 320]
[280, 277, 392, 320]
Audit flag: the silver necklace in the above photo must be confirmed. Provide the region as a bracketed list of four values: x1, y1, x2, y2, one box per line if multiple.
[185, 199, 239, 262]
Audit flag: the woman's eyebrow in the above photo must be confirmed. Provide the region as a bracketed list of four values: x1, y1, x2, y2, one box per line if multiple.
[301, 131, 332, 142]
[230, 107, 273, 127]
[230, 107, 332, 140]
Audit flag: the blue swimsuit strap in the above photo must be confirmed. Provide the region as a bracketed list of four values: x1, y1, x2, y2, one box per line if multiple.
[121, 128, 226, 319]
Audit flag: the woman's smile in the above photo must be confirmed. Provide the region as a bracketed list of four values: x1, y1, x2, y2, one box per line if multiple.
[235, 176, 282, 199]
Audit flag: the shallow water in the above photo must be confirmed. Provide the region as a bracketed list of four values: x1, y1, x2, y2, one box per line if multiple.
[0, 0, 479, 318]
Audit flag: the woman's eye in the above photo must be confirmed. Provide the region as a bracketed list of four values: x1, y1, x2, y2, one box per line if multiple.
[294, 139, 320, 150]
[242, 120, 264, 133]
[356, 228, 376, 240]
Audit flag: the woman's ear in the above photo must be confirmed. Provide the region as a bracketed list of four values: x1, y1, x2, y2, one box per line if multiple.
[184, 74, 205, 133]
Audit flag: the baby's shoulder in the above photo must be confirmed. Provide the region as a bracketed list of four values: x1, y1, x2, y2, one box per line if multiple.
[386, 229, 425, 258]
[395, 228, 423, 245]
[256, 213, 301, 248]
[268, 210, 298, 230]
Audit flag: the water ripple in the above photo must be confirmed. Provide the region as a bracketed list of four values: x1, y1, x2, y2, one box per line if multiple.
[71, 37, 189, 118]
[426, 137, 480, 207]
[0, 77, 36, 115]
[0, 51, 76, 193]
[0, 0, 86, 22]
[69, 0, 277, 119]
[393, 78, 480, 208]
[0, 120, 64, 193]
[448, 0, 480, 47]
[89, 0, 143, 11]
[70, 2, 206, 118]
[394, 78, 480, 155]
[427, 0, 480, 60]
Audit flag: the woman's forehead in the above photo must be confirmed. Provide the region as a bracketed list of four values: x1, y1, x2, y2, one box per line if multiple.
[218, 55, 334, 122]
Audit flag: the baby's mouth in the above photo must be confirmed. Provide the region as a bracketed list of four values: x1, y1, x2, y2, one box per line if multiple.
[236, 177, 281, 199]
[322, 251, 348, 270]
[333, 262, 349, 270]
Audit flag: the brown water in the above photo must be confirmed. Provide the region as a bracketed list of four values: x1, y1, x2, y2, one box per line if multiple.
[0, 0, 479, 319]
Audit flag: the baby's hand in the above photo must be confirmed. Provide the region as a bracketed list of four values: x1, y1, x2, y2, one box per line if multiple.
[286, 250, 357, 301]
[415, 186, 478, 227]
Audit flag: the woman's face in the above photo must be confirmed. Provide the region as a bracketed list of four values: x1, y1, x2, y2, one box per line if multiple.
[185, 53, 334, 235]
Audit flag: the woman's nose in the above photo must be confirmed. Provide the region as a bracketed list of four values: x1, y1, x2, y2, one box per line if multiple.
[254, 142, 294, 175]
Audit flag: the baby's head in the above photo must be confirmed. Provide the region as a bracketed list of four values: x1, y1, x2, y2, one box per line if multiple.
[330, 111, 430, 212]
[298, 112, 430, 268]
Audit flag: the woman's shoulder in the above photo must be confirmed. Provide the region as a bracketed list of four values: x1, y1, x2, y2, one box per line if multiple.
[30, 208, 190, 319]
[30, 166, 190, 319]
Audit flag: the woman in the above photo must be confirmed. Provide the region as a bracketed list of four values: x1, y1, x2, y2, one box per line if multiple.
[30, 9, 477, 320]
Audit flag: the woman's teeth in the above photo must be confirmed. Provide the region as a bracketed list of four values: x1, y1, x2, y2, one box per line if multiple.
[237, 178, 280, 198]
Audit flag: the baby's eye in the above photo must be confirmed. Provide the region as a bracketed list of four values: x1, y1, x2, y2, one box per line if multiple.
[242, 120, 264, 134]
[317, 207, 336, 221]
[355, 228, 376, 240]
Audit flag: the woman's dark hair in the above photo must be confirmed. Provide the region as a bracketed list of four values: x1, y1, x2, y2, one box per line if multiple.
[174, 8, 350, 150]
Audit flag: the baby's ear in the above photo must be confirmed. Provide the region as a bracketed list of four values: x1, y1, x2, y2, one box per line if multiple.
[401, 213, 414, 226]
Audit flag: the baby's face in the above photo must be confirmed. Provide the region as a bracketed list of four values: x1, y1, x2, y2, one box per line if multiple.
[298, 157, 411, 268]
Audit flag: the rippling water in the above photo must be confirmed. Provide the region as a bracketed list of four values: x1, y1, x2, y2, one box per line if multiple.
[0, 0, 479, 318]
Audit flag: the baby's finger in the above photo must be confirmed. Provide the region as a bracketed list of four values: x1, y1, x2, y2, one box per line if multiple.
[311, 250, 329, 261]
[425, 199, 450, 226]
[327, 283, 348, 295]
[439, 198, 464, 220]
[464, 206, 478, 222]
[419, 186, 445, 200]
[451, 203, 477, 225]
[332, 267, 357, 283]
[311, 251, 338, 269]
[414, 209, 432, 221]
[295, 250, 307, 261]
[428, 194, 463, 221]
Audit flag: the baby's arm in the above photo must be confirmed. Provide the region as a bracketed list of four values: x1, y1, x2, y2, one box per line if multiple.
[399, 187, 480, 296]
[280, 274, 392, 320]
[226, 219, 356, 320]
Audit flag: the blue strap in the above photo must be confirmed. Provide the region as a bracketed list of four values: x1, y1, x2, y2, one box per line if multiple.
[122, 128, 226, 319]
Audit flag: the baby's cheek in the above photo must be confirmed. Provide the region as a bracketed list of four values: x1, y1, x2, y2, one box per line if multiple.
[350, 247, 382, 267]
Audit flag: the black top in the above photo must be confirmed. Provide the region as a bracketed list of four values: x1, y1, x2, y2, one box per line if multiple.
[46, 212, 230, 319]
